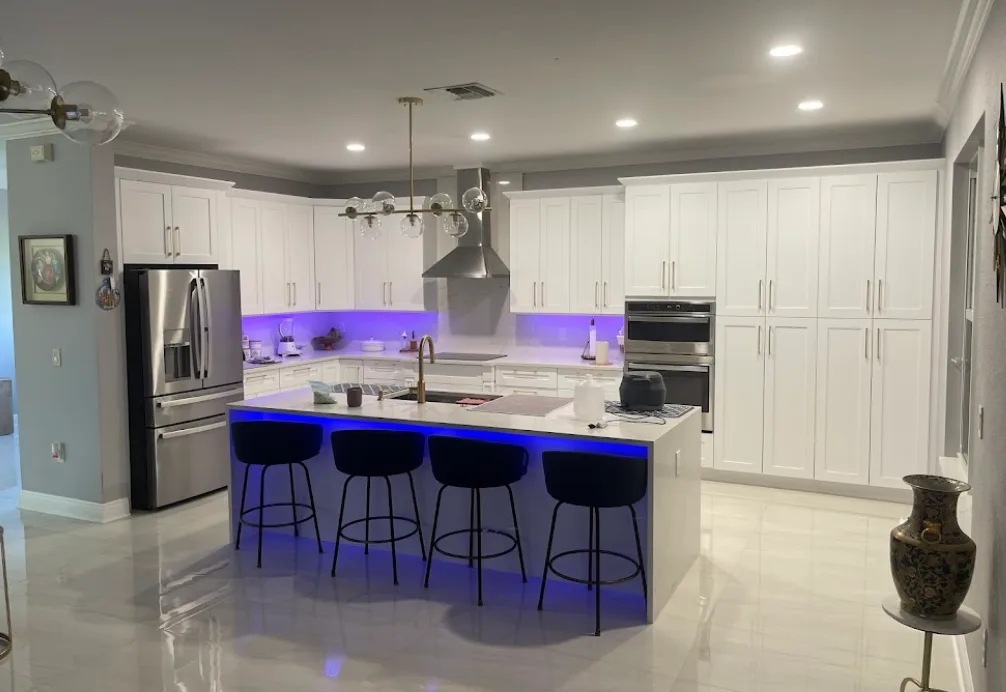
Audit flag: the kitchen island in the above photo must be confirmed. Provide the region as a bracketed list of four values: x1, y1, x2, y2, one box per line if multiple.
[228, 389, 701, 623]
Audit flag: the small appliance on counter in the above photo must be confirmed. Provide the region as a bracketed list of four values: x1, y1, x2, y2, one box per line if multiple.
[361, 338, 385, 352]
[619, 371, 667, 412]
[277, 318, 301, 357]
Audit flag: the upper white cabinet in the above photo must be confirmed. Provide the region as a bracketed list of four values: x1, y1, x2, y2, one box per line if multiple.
[118, 172, 228, 265]
[508, 195, 570, 313]
[874, 172, 938, 319]
[539, 198, 571, 313]
[509, 198, 541, 313]
[258, 202, 288, 314]
[313, 206, 355, 311]
[230, 197, 263, 315]
[568, 192, 625, 315]
[716, 180, 768, 316]
[353, 197, 427, 312]
[819, 175, 878, 319]
[283, 204, 315, 313]
[601, 193, 626, 314]
[624, 182, 717, 298]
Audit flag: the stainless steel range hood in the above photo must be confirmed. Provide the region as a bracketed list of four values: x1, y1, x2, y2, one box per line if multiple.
[422, 167, 510, 279]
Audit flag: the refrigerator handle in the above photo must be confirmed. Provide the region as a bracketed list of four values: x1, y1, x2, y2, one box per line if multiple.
[189, 278, 202, 381]
[200, 277, 212, 378]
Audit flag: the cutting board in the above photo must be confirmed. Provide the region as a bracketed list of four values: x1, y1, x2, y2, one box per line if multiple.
[471, 394, 572, 417]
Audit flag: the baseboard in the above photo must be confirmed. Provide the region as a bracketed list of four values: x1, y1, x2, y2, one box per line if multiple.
[954, 633, 975, 692]
[18, 490, 130, 523]
[701, 469, 912, 504]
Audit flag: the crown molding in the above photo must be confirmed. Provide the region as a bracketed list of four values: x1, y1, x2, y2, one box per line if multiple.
[0, 117, 61, 141]
[936, 0, 994, 125]
[113, 139, 333, 185]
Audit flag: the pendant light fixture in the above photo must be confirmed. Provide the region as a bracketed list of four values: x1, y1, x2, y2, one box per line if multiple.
[0, 46, 124, 145]
[341, 97, 491, 239]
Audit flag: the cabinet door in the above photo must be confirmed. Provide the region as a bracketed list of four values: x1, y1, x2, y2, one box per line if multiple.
[818, 175, 878, 318]
[284, 205, 315, 313]
[870, 320, 932, 488]
[509, 199, 541, 313]
[119, 180, 173, 264]
[313, 207, 355, 310]
[601, 193, 626, 314]
[814, 319, 873, 485]
[354, 229, 388, 311]
[259, 202, 289, 315]
[230, 198, 262, 315]
[624, 185, 670, 296]
[713, 316, 765, 473]
[539, 198, 571, 313]
[569, 195, 604, 314]
[767, 177, 820, 317]
[671, 182, 718, 297]
[874, 171, 937, 319]
[716, 180, 767, 315]
[171, 186, 217, 265]
[387, 225, 426, 311]
[763, 317, 817, 479]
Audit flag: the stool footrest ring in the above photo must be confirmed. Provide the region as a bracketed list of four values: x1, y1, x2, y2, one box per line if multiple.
[240, 502, 317, 529]
[546, 548, 642, 587]
[338, 515, 420, 546]
[432, 527, 518, 562]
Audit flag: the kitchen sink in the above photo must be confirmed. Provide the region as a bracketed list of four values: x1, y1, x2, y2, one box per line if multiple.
[387, 390, 503, 404]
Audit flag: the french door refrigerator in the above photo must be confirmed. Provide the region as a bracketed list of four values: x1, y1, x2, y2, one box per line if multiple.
[124, 268, 243, 510]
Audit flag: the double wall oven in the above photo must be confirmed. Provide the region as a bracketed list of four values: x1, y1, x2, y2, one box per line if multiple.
[624, 299, 714, 432]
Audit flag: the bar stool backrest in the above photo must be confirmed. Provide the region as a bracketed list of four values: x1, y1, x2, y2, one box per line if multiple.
[541, 451, 647, 508]
[231, 422, 323, 466]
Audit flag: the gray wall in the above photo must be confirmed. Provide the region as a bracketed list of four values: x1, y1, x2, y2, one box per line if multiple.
[0, 191, 15, 413]
[328, 178, 438, 200]
[114, 155, 329, 198]
[7, 136, 129, 504]
[943, 0, 1006, 688]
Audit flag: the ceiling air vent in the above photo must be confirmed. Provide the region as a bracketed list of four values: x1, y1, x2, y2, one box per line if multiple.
[424, 82, 501, 101]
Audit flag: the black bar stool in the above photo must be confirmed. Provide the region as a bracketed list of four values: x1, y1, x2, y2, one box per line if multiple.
[424, 435, 528, 606]
[231, 421, 324, 569]
[330, 429, 426, 585]
[537, 451, 647, 636]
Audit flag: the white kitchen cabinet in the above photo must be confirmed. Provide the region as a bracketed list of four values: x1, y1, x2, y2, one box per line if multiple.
[869, 320, 932, 488]
[284, 204, 315, 313]
[762, 318, 817, 479]
[624, 184, 670, 296]
[670, 183, 718, 297]
[556, 369, 622, 399]
[230, 198, 263, 315]
[818, 175, 878, 319]
[508, 197, 570, 313]
[714, 316, 765, 474]
[119, 180, 219, 265]
[509, 198, 541, 313]
[814, 319, 873, 485]
[259, 202, 289, 315]
[767, 177, 820, 318]
[313, 206, 355, 311]
[322, 361, 340, 385]
[280, 364, 322, 391]
[601, 193, 626, 314]
[874, 172, 937, 320]
[495, 367, 558, 395]
[716, 181, 767, 316]
[570, 196, 604, 314]
[540, 198, 571, 313]
[243, 370, 280, 398]
[701, 434, 714, 469]
[352, 198, 427, 312]
[339, 360, 363, 384]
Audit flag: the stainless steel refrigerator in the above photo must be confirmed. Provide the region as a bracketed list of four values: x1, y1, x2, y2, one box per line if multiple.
[124, 268, 243, 510]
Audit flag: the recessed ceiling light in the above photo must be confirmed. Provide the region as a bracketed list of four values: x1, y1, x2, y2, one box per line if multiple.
[770, 44, 803, 58]
[346, 143, 365, 152]
[498, 180, 510, 185]
[470, 132, 491, 141]
[798, 99, 824, 111]
[616, 118, 638, 129]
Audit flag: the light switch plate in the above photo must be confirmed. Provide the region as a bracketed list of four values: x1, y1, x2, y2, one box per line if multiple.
[52, 348, 61, 367]
[29, 143, 53, 163]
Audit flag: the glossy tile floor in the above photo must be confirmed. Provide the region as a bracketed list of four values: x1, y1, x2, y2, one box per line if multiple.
[0, 481, 959, 691]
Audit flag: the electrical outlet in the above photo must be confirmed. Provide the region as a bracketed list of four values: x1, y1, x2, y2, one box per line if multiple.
[983, 629, 988, 667]
[29, 143, 53, 163]
[51, 442, 64, 463]
[52, 348, 61, 367]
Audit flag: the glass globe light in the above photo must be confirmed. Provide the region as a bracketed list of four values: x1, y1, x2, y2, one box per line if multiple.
[428, 192, 453, 216]
[372, 191, 396, 215]
[358, 214, 382, 240]
[57, 81, 124, 145]
[462, 187, 488, 213]
[400, 213, 424, 238]
[443, 211, 469, 238]
[344, 197, 365, 218]
[2, 60, 56, 114]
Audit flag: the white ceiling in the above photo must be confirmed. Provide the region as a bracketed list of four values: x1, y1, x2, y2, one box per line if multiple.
[1, 0, 963, 177]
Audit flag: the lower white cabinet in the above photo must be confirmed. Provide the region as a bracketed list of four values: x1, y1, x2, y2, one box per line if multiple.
[495, 367, 558, 395]
[322, 362, 340, 385]
[556, 369, 622, 399]
[243, 371, 280, 398]
[762, 318, 817, 479]
[701, 433, 714, 469]
[280, 364, 322, 391]
[714, 317, 765, 473]
[339, 360, 363, 384]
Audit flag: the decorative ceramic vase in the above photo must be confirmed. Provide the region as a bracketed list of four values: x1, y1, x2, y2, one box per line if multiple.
[890, 474, 975, 619]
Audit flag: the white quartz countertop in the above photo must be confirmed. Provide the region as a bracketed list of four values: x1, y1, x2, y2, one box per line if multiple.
[230, 390, 691, 445]
[243, 346, 624, 373]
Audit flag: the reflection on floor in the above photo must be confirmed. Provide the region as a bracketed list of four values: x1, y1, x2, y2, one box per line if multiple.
[0, 482, 959, 691]
[0, 430, 18, 493]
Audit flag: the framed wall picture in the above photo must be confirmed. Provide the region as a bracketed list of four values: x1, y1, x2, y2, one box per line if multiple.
[19, 235, 77, 306]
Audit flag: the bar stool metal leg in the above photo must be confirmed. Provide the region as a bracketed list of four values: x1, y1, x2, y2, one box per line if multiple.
[593, 506, 601, 637]
[257, 465, 269, 569]
[331, 475, 353, 577]
[384, 476, 399, 585]
[0, 528, 10, 663]
[288, 464, 299, 537]
[468, 488, 475, 568]
[407, 472, 427, 561]
[475, 488, 484, 606]
[364, 477, 371, 555]
[506, 485, 527, 583]
[629, 505, 647, 603]
[297, 462, 323, 554]
[424, 485, 446, 587]
[537, 502, 561, 610]
[587, 507, 593, 591]
[235, 464, 251, 549]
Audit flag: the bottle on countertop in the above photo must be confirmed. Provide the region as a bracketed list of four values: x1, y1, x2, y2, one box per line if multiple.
[401, 331, 409, 351]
